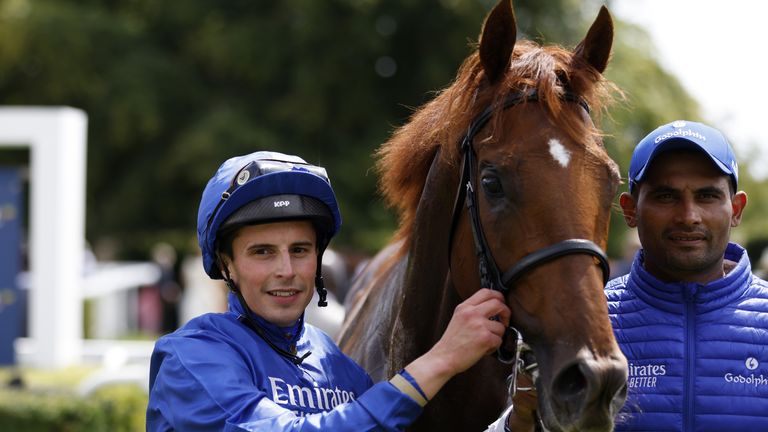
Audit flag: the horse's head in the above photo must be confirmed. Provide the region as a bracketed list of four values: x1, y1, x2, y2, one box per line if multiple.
[375, 0, 627, 429]
[442, 1, 627, 430]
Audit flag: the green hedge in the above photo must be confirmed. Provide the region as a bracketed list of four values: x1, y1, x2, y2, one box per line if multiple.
[0, 384, 147, 431]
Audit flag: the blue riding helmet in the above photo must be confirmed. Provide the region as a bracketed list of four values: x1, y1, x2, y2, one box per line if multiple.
[197, 151, 342, 281]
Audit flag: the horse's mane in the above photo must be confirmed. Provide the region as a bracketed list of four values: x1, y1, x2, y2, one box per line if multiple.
[376, 40, 617, 249]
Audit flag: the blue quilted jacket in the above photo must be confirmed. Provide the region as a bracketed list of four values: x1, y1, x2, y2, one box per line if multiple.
[606, 243, 768, 431]
[147, 293, 422, 431]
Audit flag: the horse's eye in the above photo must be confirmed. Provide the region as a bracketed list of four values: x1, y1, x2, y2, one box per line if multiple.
[481, 175, 503, 195]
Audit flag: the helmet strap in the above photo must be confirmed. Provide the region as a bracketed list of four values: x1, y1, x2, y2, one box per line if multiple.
[218, 252, 311, 365]
[316, 249, 328, 307]
[224, 278, 237, 293]
[217, 253, 238, 293]
[232, 288, 311, 365]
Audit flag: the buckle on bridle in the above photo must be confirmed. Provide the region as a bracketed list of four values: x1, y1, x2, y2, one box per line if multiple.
[502, 326, 538, 409]
[497, 325, 523, 365]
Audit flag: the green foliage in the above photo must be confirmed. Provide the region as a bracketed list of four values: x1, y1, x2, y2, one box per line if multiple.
[0, 384, 147, 432]
[91, 385, 147, 432]
[734, 167, 768, 248]
[600, 19, 702, 256]
[1, 0, 764, 261]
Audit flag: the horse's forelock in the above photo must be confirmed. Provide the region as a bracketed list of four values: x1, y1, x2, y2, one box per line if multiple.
[376, 40, 617, 249]
[491, 41, 615, 145]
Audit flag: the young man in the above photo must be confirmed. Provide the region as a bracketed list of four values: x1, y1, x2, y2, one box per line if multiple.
[146, 151, 511, 431]
[606, 120, 768, 430]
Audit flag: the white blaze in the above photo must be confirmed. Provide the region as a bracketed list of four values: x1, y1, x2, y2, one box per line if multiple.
[548, 138, 571, 168]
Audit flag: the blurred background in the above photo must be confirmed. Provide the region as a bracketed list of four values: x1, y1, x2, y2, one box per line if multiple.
[1, 0, 767, 429]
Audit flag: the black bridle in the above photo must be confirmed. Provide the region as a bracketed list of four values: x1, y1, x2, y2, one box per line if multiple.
[448, 88, 611, 364]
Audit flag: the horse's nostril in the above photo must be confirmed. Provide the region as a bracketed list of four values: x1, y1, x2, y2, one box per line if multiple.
[553, 362, 588, 399]
[548, 355, 628, 429]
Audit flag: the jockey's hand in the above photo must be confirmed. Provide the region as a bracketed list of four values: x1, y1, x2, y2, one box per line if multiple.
[434, 288, 510, 371]
[403, 289, 510, 399]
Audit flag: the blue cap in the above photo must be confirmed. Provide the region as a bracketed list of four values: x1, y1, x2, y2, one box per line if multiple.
[628, 120, 738, 193]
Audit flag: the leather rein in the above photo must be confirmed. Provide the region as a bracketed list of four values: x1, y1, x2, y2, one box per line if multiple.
[447, 88, 611, 429]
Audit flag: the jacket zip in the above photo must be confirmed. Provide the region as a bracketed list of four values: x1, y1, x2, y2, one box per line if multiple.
[683, 284, 697, 432]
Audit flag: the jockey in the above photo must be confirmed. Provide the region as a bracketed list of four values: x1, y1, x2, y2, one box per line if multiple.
[146, 150, 511, 431]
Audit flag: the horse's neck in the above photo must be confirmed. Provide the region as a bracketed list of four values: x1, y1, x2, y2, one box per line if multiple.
[336, 241, 407, 380]
[338, 149, 460, 379]
[389, 252, 457, 373]
[390, 149, 460, 371]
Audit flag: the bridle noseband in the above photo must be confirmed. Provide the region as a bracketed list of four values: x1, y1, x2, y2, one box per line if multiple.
[448, 88, 611, 363]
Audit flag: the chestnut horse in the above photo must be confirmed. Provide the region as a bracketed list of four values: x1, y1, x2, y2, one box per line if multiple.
[338, 1, 627, 430]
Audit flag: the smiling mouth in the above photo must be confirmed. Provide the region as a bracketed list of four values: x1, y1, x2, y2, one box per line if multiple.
[269, 290, 299, 297]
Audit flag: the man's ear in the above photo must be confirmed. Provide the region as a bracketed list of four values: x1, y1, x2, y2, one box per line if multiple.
[731, 191, 748, 227]
[619, 192, 638, 228]
[217, 253, 234, 279]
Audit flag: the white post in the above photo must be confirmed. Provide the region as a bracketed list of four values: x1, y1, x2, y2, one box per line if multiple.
[0, 107, 87, 368]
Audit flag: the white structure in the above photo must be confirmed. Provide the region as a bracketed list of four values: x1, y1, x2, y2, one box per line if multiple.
[0, 107, 87, 368]
[84, 262, 162, 339]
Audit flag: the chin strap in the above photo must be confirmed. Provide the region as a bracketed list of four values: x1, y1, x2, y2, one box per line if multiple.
[234, 290, 312, 366]
[220, 262, 312, 365]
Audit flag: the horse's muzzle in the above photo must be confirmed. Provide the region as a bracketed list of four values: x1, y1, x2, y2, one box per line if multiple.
[546, 348, 628, 432]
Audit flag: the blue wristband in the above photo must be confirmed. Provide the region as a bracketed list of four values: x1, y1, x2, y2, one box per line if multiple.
[398, 368, 429, 402]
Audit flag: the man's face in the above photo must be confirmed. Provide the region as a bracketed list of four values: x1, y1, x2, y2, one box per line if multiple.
[224, 220, 317, 326]
[620, 150, 746, 284]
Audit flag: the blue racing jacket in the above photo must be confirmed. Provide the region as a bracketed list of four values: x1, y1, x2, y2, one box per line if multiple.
[146, 293, 423, 431]
[606, 243, 768, 431]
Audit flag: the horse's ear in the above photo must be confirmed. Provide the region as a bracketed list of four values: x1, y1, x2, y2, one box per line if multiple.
[573, 6, 613, 74]
[479, 0, 517, 84]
